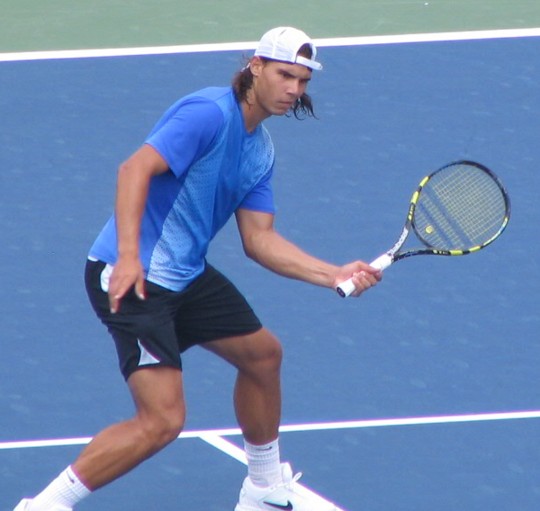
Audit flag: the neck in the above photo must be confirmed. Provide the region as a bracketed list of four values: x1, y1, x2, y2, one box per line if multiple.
[241, 92, 270, 133]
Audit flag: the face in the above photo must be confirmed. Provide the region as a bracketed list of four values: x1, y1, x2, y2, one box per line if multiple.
[249, 57, 313, 117]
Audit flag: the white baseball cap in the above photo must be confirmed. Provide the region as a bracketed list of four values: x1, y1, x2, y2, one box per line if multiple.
[254, 27, 323, 71]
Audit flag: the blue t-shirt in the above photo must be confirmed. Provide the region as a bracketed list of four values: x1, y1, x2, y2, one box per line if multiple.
[89, 87, 275, 291]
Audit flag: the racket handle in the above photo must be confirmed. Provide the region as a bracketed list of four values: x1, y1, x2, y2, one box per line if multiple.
[336, 253, 392, 298]
[336, 278, 356, 297]
[369, 253, 393, 271]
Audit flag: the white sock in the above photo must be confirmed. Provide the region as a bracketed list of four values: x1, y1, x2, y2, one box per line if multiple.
[28, 466, 91, 510]
[244, 438, 282, 488]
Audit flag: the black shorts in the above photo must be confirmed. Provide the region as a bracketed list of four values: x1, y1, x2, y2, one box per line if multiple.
[85, 260, 262, 380]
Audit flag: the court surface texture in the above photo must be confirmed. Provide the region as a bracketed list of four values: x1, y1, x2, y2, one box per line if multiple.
[1, 2, 540, 510]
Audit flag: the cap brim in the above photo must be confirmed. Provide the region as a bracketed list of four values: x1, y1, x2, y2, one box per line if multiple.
[295, 55, 323, 71]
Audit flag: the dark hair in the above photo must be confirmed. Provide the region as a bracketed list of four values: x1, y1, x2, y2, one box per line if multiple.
[232, 43, 316, 119]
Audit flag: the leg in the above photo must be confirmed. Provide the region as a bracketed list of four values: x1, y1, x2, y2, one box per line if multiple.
[73, 365, 185, 490]
[81, 262, 188, 489]
[19, 366, 185, 510]
[202, 327, 282, 445]
[205, 329, 338, 511]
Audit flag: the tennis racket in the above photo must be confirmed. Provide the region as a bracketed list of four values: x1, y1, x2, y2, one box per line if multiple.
[337, 160, 511, 298]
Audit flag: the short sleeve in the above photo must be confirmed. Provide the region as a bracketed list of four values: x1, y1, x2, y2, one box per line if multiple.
[238, 163, 276, 213]
[145, 98, 223, 178]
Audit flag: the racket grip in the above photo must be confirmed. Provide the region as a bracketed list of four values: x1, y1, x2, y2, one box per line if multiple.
[336, 278, 356, 298]
[369, 253, 393, 271]
[336, 253, 392, 298]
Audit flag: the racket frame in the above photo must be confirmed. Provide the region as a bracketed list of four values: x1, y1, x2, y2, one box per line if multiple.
[336, 160, 511, 297]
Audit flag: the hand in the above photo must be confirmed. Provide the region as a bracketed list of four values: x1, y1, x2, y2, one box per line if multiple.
[334, 261, 382, 297]
[108, 255, 146, 313]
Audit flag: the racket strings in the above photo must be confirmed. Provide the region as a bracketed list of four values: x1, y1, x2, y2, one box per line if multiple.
[413, 164, 508, 250]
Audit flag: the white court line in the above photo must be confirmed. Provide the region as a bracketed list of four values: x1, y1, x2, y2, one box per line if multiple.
[199, 433, 346, 511]
[1, 27, 539, 62]
[2, 409, 540, 450]
[198, 433, 247, 464]
[3, 410, 540, 511]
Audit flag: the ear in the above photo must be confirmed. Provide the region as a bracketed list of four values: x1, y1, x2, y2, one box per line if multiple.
[249, 56, 265, 78]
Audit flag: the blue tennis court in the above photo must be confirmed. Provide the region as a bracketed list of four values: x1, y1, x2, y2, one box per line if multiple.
[1, 23, 539, 511]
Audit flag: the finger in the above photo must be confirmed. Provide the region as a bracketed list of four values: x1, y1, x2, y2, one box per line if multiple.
[364, 265, 383, 279]
[351, 271, 375, 294]
[348, 273, 364, 296]
[108, 282, 128, 313]
[135, 278, 146, 301]
[109, 293, 120, 314]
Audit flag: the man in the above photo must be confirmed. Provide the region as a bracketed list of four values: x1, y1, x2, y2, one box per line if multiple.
[14, 27, 381, 511]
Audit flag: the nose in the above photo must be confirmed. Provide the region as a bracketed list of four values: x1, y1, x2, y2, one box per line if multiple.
[287, 79, 304, 98]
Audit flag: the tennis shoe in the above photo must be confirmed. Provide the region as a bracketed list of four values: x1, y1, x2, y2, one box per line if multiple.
[13, 499, 72, 511]
[13, 499, 32, 511]
[235, 462, 338, 511]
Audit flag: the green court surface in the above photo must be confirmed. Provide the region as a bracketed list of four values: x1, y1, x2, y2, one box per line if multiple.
[1, 0, 540, 52]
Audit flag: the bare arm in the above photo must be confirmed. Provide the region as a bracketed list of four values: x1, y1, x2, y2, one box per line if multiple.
[108, 144, 169, 313]
[235, 208, 381, 296]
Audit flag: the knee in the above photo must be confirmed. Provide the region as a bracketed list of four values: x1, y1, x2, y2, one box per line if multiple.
[241, 330, 283, 376]
[261, 333, 283, 372]
[137, 408, 185, 450]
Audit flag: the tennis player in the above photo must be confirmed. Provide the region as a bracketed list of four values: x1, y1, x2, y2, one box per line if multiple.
[14, 27, 381, 511]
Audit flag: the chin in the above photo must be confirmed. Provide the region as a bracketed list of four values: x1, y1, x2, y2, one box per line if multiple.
[273, 105, 292, 116]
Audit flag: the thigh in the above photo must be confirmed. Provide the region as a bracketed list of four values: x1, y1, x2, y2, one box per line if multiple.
[127, 365, 185, 419]
[202, 327, 283, 373]
[85, 260, 183, 380]
[172, 264, 263, 352]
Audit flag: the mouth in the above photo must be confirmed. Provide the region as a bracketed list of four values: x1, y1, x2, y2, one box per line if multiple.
[278, 101, 295, 110]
